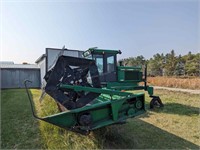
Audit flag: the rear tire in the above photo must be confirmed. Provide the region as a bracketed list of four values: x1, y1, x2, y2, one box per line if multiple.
[150, 97, 164, 109]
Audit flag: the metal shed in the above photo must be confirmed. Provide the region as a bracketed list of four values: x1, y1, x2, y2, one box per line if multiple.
[0, 64, 40, 89]
[35, 48, 83, 87]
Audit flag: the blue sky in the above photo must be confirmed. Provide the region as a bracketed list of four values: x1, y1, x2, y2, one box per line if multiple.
[1, 0, 199, 64]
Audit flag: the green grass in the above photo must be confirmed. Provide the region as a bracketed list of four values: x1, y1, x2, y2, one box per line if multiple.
[1, 89, 200, 149]
[1, 89, 43, 149]
[102, 90, 200, 149]
[31, 90, 100, 149]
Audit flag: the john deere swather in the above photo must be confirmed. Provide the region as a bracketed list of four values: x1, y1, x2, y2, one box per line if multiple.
[25, 48, 163, 135]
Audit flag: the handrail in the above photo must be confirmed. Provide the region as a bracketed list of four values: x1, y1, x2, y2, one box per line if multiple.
[24, 80, 44, 120]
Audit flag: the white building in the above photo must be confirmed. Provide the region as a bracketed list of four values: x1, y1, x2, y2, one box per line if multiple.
[35, 47, 83, 87]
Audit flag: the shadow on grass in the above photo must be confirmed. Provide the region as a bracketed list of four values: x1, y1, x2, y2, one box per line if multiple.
[93, 118, 199, 149]
[144, 102, 199, 116]
[161, 102, 199, 116]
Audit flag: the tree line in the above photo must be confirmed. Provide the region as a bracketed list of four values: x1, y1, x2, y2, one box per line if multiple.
[120, 50, 200, 76]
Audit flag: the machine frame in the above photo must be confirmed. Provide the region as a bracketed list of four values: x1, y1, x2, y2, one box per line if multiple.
[25, 47, 163, 135]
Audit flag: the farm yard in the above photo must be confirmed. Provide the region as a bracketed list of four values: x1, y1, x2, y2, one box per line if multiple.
[1, 1, 199, 149]
[1, 88, 199, 149]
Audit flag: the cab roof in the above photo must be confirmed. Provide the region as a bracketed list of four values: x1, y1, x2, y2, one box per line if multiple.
[83, 48, 121, 57]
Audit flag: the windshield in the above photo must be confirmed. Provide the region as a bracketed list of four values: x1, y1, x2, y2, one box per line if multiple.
[94, 55, 103, 75]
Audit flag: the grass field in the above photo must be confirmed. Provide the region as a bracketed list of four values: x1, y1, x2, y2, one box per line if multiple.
[1, 89, 200, 149]
[148, 76, 200, 90]
[1, 89, 42, 149]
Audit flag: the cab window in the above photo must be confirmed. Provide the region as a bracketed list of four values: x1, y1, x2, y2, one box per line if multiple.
[93, 55, 103, 75]
[107, 55, 114, 73]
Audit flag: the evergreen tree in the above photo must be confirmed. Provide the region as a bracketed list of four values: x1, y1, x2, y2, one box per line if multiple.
[119, 50, 199, 77]
[164, 50, 177, 76]
[174, 55, 185, 76]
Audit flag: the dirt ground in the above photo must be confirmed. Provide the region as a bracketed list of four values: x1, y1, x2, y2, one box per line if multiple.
[154, 86, 200, 94]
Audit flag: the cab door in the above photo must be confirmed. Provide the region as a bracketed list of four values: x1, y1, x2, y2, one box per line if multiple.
[93, 53, 117, 83]
[105, 54, 117, 82]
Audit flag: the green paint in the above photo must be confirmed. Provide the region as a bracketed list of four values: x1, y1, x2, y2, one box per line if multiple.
[59, 84, 132, 97]
[40, 84, 145, 132]
[147, 86, 154, 96]
[117, 66, 143, 82]
[32, 48, 161, 133]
